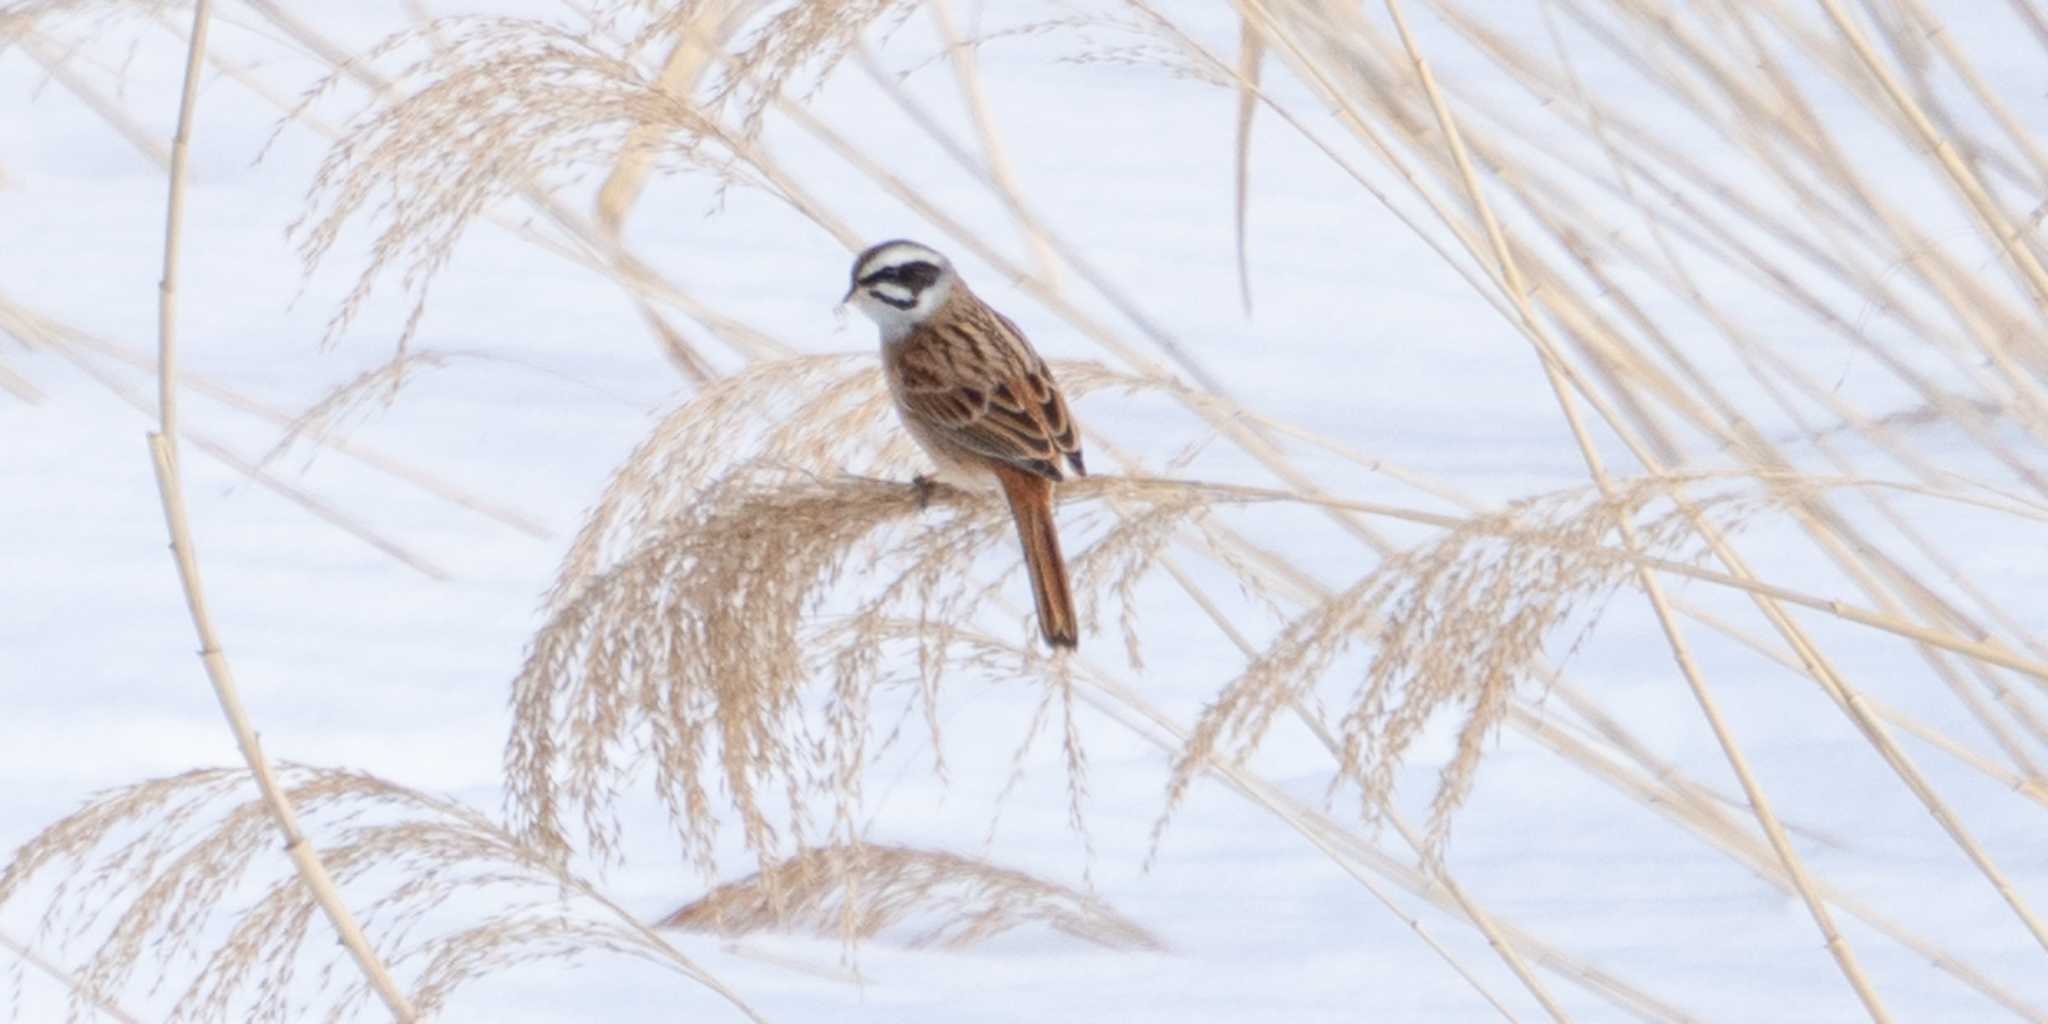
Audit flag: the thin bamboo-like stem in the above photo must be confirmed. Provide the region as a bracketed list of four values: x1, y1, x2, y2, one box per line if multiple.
[0, 357, 42, 401]
[1089, 12, 2048, 770]
[1501, 15, 2048, 763]
[1432, 8, 2041, 691]
[389, 0, 721, 384]
[1542, 680, 1848, 850]
[922, 612, 1689, 1022]
[1066, 647, 1694, 1022]
[1136, 452, 1902, 1018]
[12, 316, 462, 577]
[1087, 454, 1564, 1017]
[1508, 707, 2048, 1021]
[1894, 0, 2048, 190]
[1441, 0, 2048, 460]
[0, 929, 145, 1024]
[1242, 0, 2048, 959]
[560, 868, 767, 1019]
[594, 0, 750, 235]
[1176, 418, 2048, 889]
[718, 941, 864, 985]
[1674, 597, 2048, 809]
[237, 0, 776, 376]
[146, 3, 418, 1019]
[1817, 0, 2048, 314]
[1370, 0, 2048, 960]
[15, 32, 171, 167]
[1151, 446, 2043, 1014]
[2, 296, 479, 573]
[1371, 1, 1894, 1017]
[1454, 0, 2028, 446]
[1302, 701, 1573, 1021]
[1155, 598, 1523, 1024]
[926, 0, 1061, 288]
[67, 327, 550, 538]
[165, 6, 793, 371]
[1157, 364, 2048, 822]
[79, 352, 453, 578]
[1112, 475, 2048, 683]
[1715, 3, 2048, 430]
[1135, 0, 2042, 709]
[1513, 38, 2046, 756]
[1621, 0, 2038, 337]
[1147, 554, 1521, 1022]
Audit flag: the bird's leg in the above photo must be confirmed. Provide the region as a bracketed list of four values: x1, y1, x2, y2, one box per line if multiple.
[910, 473, 939, 511]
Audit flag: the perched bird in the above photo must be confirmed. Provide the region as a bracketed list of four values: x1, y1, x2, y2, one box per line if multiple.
[842, 239, 1085, 649]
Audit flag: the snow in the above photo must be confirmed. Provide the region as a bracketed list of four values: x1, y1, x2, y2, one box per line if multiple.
[4, 2, 2046, 1021]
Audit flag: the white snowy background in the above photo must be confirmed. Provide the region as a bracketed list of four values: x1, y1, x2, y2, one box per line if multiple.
[3, 2, 2046, 1021]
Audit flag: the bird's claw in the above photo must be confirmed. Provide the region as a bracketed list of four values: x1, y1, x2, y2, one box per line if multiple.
[910, 474, 938, 511]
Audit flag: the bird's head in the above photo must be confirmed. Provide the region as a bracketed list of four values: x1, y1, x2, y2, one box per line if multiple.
[842, 239, 957, 337]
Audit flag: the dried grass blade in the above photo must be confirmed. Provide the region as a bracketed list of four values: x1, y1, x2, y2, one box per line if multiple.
[1233, 14, 1264, 313]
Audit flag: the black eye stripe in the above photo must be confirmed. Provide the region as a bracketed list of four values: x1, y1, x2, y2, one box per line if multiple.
[857, 260, 943, 293]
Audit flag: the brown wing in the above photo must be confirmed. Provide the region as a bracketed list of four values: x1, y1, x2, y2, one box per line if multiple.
[892, 302, 1085, 481]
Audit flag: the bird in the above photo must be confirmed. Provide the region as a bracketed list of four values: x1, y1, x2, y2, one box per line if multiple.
[841, 239, 1085, 649]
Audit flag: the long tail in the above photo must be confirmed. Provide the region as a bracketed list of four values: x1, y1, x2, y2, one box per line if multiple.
[992, 464, 1078, 649]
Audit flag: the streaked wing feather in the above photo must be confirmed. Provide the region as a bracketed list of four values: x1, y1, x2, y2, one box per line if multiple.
[895, 310, 1084, 480]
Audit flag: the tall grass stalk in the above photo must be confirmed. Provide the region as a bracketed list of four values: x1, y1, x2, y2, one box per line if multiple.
[141, 1, 419, 1018]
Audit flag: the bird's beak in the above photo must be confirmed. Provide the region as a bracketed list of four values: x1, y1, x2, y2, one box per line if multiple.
[838, 284, 857, 308]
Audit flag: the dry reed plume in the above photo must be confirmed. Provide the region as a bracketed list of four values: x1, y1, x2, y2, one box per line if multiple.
[660, 843, 1163, 951]
[0, 767, 755, 1022]
[506, 356, 1297, 884]
[1163, 481, 1761, 858]
[291, 2, 917, 353]
[291, 14, 746, 350]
